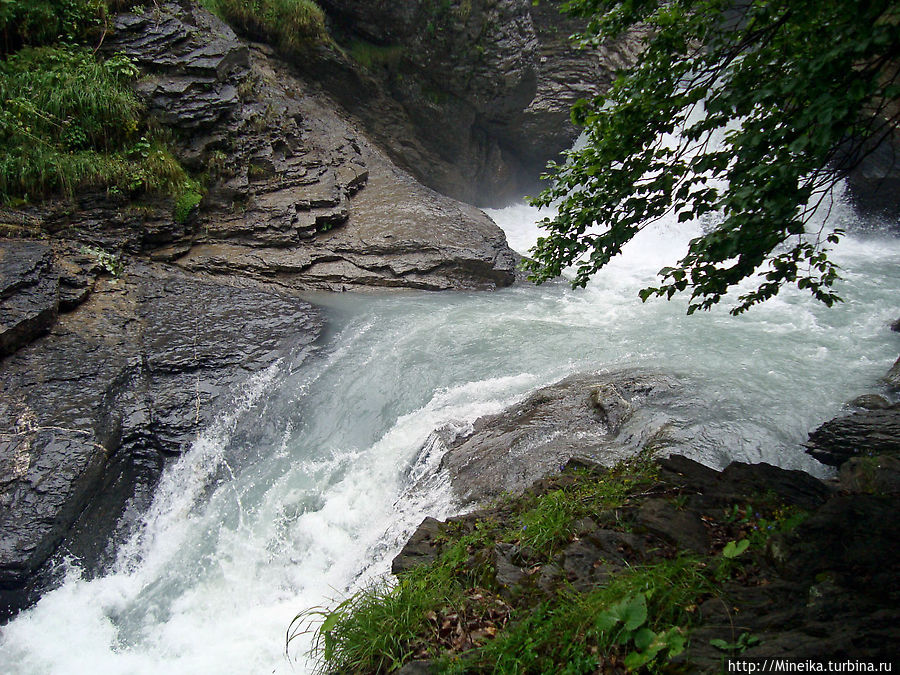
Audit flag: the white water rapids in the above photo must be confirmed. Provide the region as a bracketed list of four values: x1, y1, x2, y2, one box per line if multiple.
[2, 187, 899, 673]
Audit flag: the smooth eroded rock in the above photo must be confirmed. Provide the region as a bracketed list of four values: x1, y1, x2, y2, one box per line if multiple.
[436, 371, 682, 505]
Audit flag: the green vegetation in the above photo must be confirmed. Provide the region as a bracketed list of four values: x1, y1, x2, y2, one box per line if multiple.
[442, 559, 703, 674]
[0, 0, 108, 54]
[174, 189, 203, 224]
[200, 0, 327, 53]
[291, 456, 718, 673]
[0, 46, 194, 203]
[526, 0, 900, 314]
[0, 0, 201, 215]
[347, 40, 405, 71]
[294, 452, 818, 673]
[80, 244, 124, 277]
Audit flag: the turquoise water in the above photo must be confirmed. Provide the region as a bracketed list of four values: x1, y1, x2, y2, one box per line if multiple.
[1, 189, 898, 673]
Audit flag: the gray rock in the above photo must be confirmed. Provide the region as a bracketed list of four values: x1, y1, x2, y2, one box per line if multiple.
[437, 371, 681, 505]
[396, 661, 434, 675]
[884, 355, 900, 389]
[774, 495, 900, 592]
[0, 429, 106, 584]
[0, 263, 322, 614]
[494, 542, 527, 591]
[103, 1, 518, 291]
[714, 461, 834, 510]
[635, 498, 709, 553]
[838, 455, 900, 494]
[806, 405, 900, 466]
[0, 242, 58, 357]
[391, 516, 444, 575]
[846, 134, 900, 218]
[847, 393, 891, 410]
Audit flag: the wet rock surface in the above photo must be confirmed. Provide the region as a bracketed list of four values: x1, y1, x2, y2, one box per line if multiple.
[436, 371, 683, 505]
[805, 404, 900, 466]
[0, 261, 322, 617]
[0, 242, 60, 357]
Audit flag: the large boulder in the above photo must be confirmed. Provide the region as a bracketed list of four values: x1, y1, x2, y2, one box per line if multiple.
[434, 370, 684, 505]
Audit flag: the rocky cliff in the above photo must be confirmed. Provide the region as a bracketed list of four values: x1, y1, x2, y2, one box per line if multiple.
[0, 0, 535, 616]
[307, 0, 641, 206]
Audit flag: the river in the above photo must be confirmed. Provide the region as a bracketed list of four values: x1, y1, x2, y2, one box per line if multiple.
[1, 186, 898, 673]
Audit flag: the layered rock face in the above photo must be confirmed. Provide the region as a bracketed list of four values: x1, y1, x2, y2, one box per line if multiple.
[106, 0, 518, 291]
[315, 0, 640, 205]
[0, 0, 522, 616]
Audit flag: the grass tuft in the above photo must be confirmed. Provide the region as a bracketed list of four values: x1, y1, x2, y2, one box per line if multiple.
[347, 40, 405, 71]
[200, 0, 328, 53]
[0, 46, 198, 209]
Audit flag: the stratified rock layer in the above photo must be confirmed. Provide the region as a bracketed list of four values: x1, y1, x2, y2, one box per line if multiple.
[805, 405, 900, 466]
[102, 1, 518, 291]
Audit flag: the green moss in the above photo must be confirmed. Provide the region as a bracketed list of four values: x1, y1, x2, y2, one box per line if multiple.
[347, 40, 405, 71]
[174, 189, 202, 224]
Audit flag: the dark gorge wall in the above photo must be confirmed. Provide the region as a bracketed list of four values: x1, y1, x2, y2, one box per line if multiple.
[312, 0, 641, 206]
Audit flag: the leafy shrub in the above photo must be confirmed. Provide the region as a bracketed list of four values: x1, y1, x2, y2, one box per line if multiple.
[0, 0, 108, 53]
[201, 0, 327, 53]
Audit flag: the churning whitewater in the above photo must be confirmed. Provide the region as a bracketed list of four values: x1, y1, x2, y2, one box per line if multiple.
[2, 189, 899, 673]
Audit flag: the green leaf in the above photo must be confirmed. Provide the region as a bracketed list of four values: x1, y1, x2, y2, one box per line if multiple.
[722, 539, 750, 559]
[594, 609, 619, 632]
[623, 650, 652, 671]
[633, 627, 656, 651]
[616, 594, 648, 631]
[710, 638, 733, 652]
[525, 0, 881, 314]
